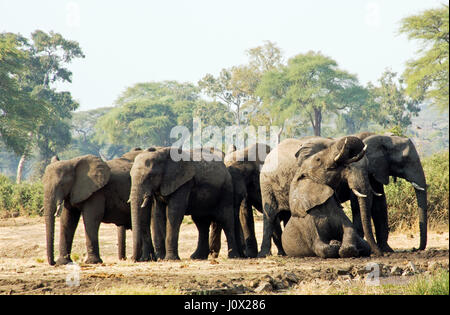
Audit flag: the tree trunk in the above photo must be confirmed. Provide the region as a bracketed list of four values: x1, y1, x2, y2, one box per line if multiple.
[313, 108, 322, 136]
[16, 154, 26, 184]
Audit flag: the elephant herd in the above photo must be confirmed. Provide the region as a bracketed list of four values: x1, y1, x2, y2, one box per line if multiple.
[42, 132, 427, 266]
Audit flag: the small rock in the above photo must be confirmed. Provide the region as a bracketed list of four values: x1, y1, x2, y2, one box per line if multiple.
[390, 266, 403, 276]
[407, 261, 418, 273]
[402, 270, 414, 277]
[254, 281, 273, 293]
[284, 272, 298, 283]
[249, 279, 260, 288]
[262, 275, 274, 284]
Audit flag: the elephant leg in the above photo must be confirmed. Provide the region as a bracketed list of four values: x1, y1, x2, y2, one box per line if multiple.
[81, 192, 105, 264]
[56, 205, 80, 266]
[117, 225, 126, 261]
[209, 222, 222, 258]
[152, 200, 167, 260]
[272, 217, 286, 256]
[350, 195, 364, 238]
[139, 200, 156, 262]
[338, 209, 361, 258]
[240, 199, 257, 258]
[371, 183, 393, 252]
[164, 186, 190, 261]
[372, 196, 393, 252]
[258, 190, 278, 258]
[215, 192, 242, 259]
[191, 216, 212, 260]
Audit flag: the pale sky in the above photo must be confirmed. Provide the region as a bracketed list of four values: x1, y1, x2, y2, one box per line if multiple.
[0, 0, 447, 111]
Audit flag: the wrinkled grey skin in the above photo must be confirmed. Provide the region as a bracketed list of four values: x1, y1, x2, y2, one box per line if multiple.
[350, 133, 428, 252]
[129, 147, 241, 261]
[258, 136, 370, 257]
[295, 137, 383, 256]
[209, 143, 282, 258]
[281, 143, 371, 258]
[43, 149, 143, 266]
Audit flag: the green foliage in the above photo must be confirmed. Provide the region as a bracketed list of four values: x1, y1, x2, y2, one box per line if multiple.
[0, 34, 47, 155]
[385, 151, 449, 231]
[405, 270, 449, 295]
[367, 69, 421, 135]
[257, 51, 363, 137]
[0, 175, 43, 217]
[399, 5, 449, 112]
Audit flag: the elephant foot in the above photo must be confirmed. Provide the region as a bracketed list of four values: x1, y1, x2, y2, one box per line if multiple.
[55, 255, 72, 266]
[380, 243, 394, 253]
[84, 256, 103, 264]
[191, 251, 209, 260]
[245, 248, 258, 259]
[315, 242, 340, 258]
[209, 251, 219, 259]
[227, 249, 242, 259]
[164, 253, 181, 261]
[339, 245, 359, 258]
[138, 253, 157, 262]
[257, 249, 272, 258]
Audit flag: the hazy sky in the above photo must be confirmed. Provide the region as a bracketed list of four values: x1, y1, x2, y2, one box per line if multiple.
[0, 0, 446, 111]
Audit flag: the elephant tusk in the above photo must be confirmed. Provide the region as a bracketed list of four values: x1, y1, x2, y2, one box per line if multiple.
[127, 199, 131, 204]
[371, 188, 383, 197]
[334, 138, 348, 162]
[352, 189, 367, 198]
[141, 196, 150, 208]
[55, 202, 64, 217]
[411, 182, 426, 191]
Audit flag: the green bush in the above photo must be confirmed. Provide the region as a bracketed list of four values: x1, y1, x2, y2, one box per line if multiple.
[385, 151, 449, 231]
[0, 175, 43, 217]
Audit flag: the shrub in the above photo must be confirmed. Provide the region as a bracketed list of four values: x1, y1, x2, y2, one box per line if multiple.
[385, 151, 449, 231]
[0, 175, 44, 217]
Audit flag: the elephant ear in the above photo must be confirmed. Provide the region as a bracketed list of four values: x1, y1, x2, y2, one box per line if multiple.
[160, 152, 195, 196]
[363, 136, 390, 185]
[290, 177, 334, 218]
[70, 155, 111, 205]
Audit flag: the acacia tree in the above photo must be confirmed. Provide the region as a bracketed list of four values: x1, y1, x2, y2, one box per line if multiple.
[399, 4, 449, 112]
[257, 51, 361, 137]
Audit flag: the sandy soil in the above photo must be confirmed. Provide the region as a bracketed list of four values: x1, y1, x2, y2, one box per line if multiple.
[0, 216, 448, 295]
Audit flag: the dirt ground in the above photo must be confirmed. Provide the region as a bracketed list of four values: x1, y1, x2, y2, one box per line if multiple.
[0, 215, 448, 295]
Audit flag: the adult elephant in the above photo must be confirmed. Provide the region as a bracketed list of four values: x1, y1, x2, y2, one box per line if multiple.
[350, 133, 428, 252]
[209, 143, 283, 258]
[258, 136, 370, 257]
[43, 148, 143, 266]
[129, 147, 241, 261]
[281, 140, 371, 258]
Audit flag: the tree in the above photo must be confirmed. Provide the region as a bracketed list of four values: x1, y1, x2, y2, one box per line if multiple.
[399, 4, 449, 112]
[368, 69, 421, 134]
[0, 34, 47, 156]
[198, 69, 248, 126]
[95, 100, 177, 148]
[13, 30, 85, 181]
[257, 51, 361, 137]
[199, 41, 284, 128]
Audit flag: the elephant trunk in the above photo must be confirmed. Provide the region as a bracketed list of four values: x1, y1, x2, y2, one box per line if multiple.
[415, 188, 427, 250]
[44, 190, 63, 266]
[130, 185, 144, 262]
[357, 194, 382, 256]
